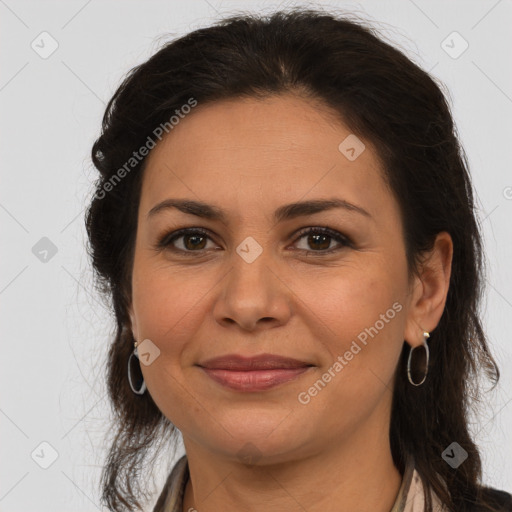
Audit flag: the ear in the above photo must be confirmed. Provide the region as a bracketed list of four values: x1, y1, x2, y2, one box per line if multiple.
[404, 231, 453, 347]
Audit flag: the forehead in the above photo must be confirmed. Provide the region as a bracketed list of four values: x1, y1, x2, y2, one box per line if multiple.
[139, 94, 391, 222]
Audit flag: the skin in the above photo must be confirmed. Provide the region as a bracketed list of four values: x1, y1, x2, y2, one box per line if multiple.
[128, 93, 453, 512]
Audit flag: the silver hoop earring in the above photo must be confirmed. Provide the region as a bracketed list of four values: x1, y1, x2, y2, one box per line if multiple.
[407, 331, 430, 386]
[128, 342, 147, 395]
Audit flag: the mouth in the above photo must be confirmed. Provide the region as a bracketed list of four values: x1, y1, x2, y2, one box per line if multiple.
[196, 353, 315, 392]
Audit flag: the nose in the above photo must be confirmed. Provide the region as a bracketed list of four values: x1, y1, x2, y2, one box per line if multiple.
[212, 247, 292, 332]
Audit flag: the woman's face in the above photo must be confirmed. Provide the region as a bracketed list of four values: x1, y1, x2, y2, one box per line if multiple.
[129, 93, 424, 463]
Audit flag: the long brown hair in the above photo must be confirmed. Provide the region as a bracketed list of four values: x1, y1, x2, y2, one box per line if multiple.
[85, 8, 503, 511]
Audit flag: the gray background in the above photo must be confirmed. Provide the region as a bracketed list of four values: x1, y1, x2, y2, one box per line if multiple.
[1, 0, 511, 510]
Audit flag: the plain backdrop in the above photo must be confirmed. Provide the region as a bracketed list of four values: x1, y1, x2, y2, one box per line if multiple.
[1, 1, 511, 510]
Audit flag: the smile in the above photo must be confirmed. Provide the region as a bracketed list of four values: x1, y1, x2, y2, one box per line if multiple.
[199, 367, 313, 392]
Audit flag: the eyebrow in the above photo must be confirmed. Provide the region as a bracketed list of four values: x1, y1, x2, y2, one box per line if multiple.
[147, 198, 372, 223]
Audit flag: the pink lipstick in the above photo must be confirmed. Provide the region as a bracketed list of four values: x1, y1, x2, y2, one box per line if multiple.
[197, 353, 314, 392]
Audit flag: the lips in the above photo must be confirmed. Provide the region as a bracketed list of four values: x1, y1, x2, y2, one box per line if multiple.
[197, 353, 312, 370]
[196, 354, 314, 392]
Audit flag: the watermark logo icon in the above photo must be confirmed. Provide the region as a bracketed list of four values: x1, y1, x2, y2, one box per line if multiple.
[236, 236, 263, 263]
[442, 441, 468, 468]
[236, 442, 263, 464]
[338, 134, 366, 161]
[137, 338, 161, 366]
[31, 32, 59, 59]
[441, 32, 469, 59]
[32, 237, 58, 263]
[31, 441, 59, 469]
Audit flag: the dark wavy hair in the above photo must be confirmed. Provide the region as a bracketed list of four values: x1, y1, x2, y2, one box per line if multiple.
[85, 7, 505, 512]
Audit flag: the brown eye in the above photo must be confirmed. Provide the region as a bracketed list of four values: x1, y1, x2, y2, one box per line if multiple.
[182, 233, 207, 250]
[306, 233, 331, 250]
[157, 228, 217, 253]
[293, 227, 352, 253]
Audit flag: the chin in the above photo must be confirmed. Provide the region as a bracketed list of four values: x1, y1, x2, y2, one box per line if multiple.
[200, 423, 311, 465]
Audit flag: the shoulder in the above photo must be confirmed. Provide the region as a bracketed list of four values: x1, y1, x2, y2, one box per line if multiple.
[464, 486, 512, 512]
[478, 486, 512, 511]
[424, 471, 511, 512]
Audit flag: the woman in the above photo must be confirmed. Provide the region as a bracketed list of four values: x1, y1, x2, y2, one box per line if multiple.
[85, 8, 512, 512]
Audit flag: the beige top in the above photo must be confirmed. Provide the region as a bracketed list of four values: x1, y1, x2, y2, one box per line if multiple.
[153, 454, 446, 512]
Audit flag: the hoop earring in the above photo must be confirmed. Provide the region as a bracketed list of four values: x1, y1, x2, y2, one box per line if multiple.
[128, 342, 147, 395]
[407, 331, 430, 386]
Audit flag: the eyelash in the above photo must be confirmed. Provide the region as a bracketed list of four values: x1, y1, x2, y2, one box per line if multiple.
[155, 226, 353, 256]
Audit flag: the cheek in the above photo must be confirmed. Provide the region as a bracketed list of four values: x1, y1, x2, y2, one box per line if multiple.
[132, 260, 206, 339]
[292, 262, 406, 405]
[293, 269, 405, 430]
[294, 261, 405, 349]
[131, 269, 212, 428]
